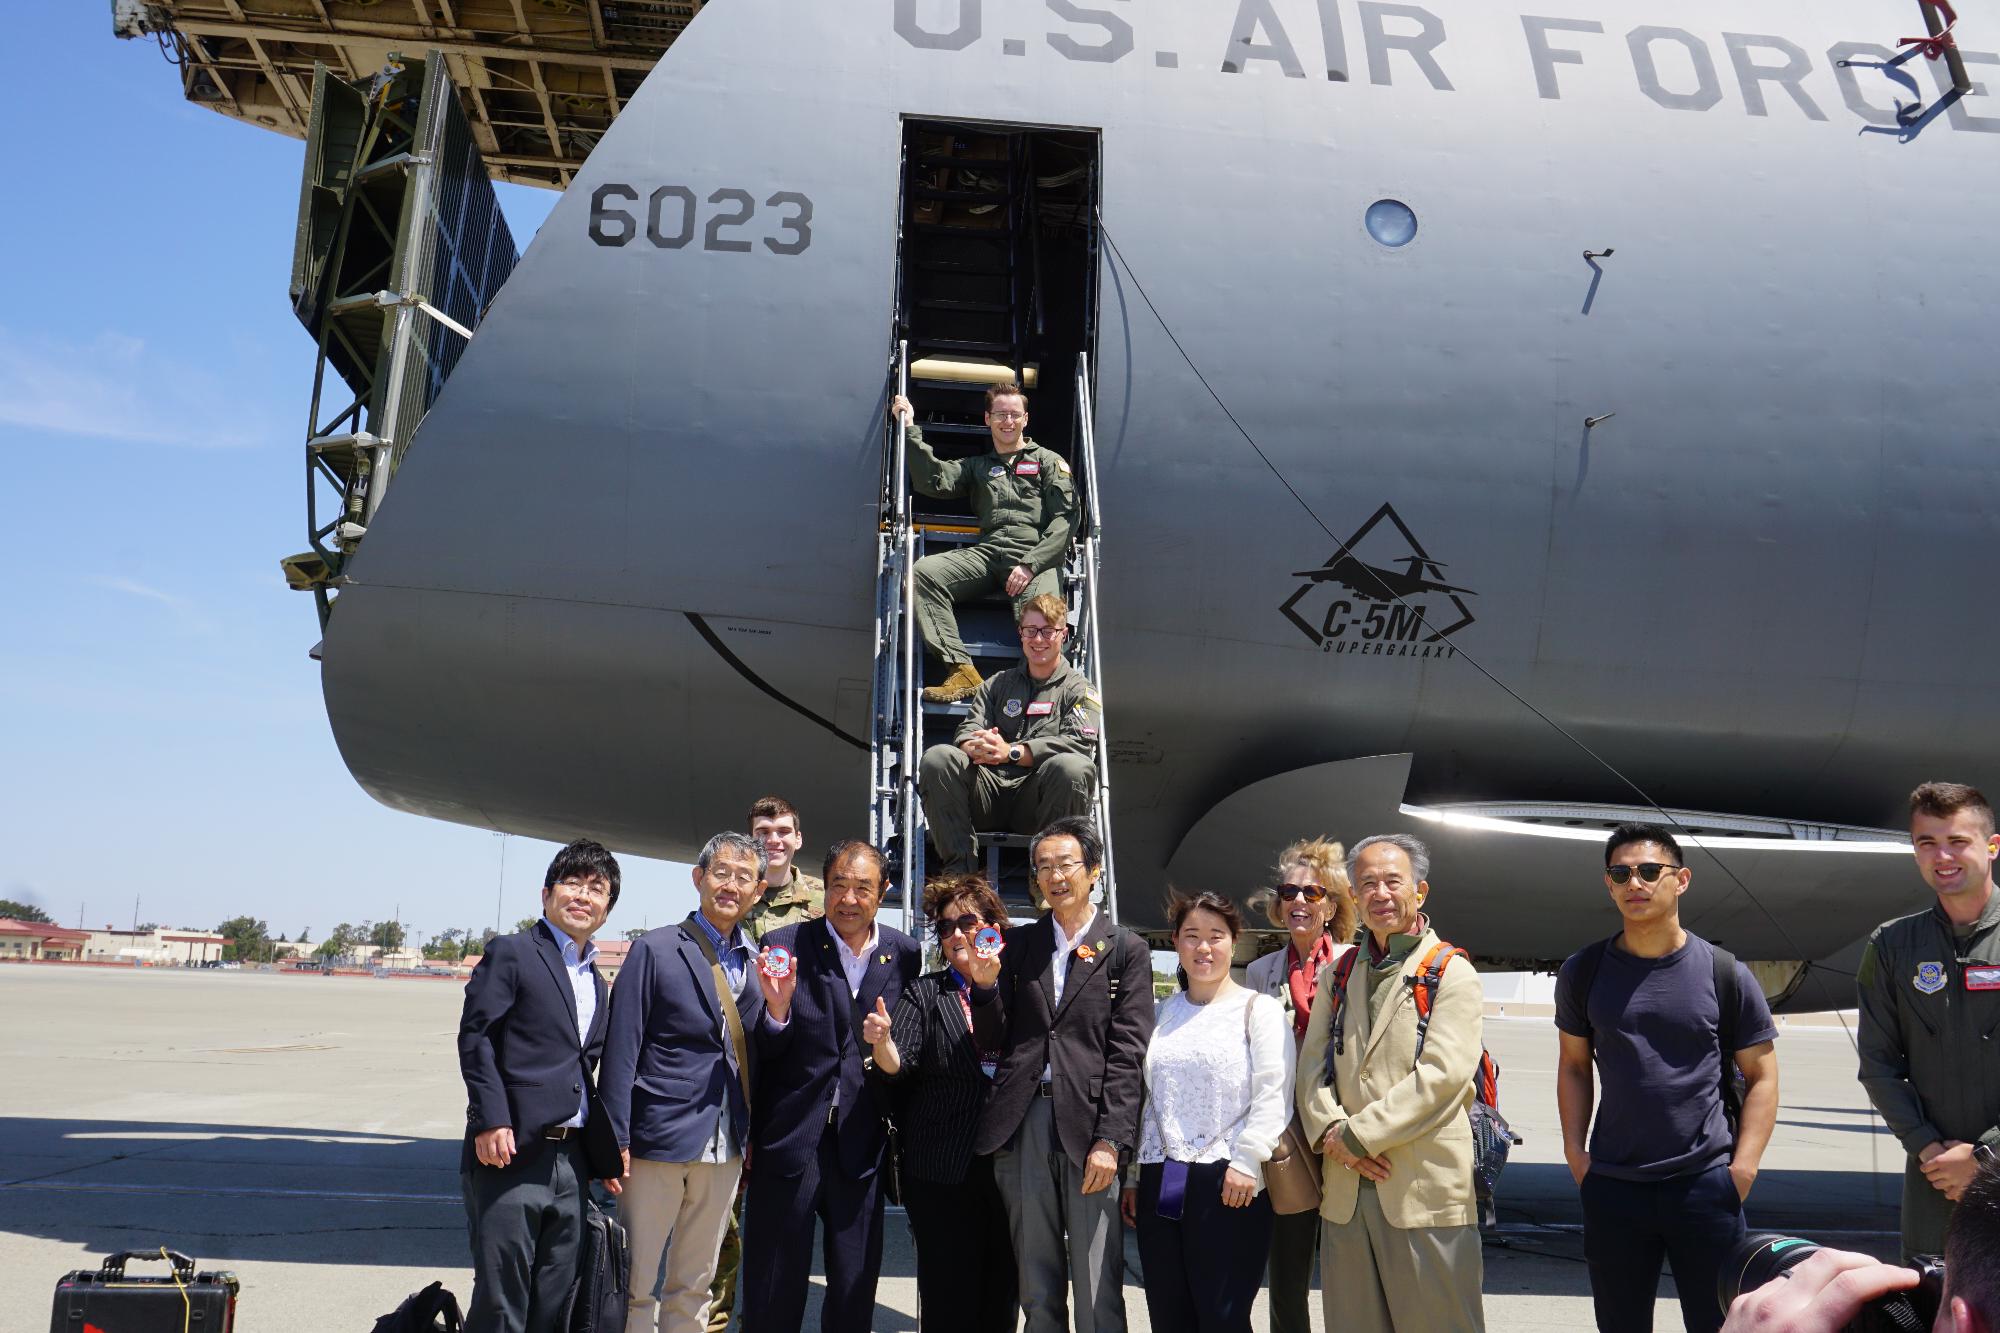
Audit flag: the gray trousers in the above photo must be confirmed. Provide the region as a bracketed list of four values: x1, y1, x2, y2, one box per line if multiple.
[1319, 1186, 1484, 1333]
[914, 544, 1061, 666]
[463, 1137, 587, 1333]
[993, 1097, 1127, 1333]
[920, 744, 1096, 876]
[1266, 1206, 1319, 1333]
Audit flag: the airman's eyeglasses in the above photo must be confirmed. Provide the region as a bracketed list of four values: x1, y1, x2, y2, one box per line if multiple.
[1020, 625, 1066, 641]
[989, 411, 1026, 422]
[1275, 884, 1327, 902]
[1606, 863, 1681, 885]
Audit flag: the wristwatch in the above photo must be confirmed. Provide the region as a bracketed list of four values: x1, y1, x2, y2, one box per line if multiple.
[1976, 1143, 1997, 1167]
[1008, 744, 1024, 765]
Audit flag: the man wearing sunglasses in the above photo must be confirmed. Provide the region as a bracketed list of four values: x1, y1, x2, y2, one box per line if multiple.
[890, 381, 1080, 704]
[1554, 823, 1780, 1333]
[918, 592, 1102, 877]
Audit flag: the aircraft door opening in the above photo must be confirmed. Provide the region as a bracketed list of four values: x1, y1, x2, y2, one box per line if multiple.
[874, 119, 1111, 919]
[895, 120, 1101, 474]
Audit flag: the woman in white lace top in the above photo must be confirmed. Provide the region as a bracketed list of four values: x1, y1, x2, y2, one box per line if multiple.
[1122, 892, 1295, 1333]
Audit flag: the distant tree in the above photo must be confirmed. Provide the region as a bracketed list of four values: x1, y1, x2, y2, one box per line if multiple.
[369, 919, 407, 952]
[297, 927, 311, 944]
[0, 900, 53, 924]
[425, 929, 465, 964]
[314, 938, 341, 960]
[624, 927, 647, 941]
[216, 916, 271, 963]
[462, 935, 486, 957]
[516, 917, 540, 934]
[135, 921, 160, 932]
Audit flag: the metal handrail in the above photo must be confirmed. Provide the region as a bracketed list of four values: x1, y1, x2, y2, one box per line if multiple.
[1072, 352, 1117, 920]
[900, 523, 920, 934]
[892, 339, 910, 527]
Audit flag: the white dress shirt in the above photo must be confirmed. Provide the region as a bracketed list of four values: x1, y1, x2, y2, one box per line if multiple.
[833, 923, 880, 997]
[1044, 906, 1100, 1081]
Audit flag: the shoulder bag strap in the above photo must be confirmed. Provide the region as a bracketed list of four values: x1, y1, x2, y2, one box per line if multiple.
[685, 926, 753, 1112]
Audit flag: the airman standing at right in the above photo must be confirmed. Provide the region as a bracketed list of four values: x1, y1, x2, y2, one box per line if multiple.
[1857, 781, 2000, 1258]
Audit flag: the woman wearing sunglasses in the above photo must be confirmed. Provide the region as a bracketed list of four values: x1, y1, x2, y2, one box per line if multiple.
[1245, 838, 1357, 1333]
[860, 872, 1016, 1332]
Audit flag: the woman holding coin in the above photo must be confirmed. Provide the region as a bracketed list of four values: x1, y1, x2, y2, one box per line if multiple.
[860, 872, 1016, 1331]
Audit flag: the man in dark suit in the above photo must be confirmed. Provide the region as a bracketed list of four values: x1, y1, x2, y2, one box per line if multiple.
[971, 816, 1154, 1333]
[742, 840, 921, 1333]
[458, 838, 627, 1333]
[601, 831, 767, 1333]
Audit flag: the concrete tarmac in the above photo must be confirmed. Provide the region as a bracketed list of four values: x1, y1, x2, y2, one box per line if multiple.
[1, 966, 1908, 1331]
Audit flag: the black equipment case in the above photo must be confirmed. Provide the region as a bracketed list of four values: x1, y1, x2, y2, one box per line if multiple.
[50, 1250, 238, 1332]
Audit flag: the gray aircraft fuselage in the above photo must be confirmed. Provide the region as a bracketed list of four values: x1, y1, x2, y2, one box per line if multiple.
[318, 0, 1998, 983]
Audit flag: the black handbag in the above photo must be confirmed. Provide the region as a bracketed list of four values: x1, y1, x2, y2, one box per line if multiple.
[567, 1200, 631, 1333]
[371, 1280, 462, 1332]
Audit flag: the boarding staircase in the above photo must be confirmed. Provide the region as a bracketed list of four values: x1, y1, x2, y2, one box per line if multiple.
[868, 122, 1114, 934]
[869, 343, 1118, 934]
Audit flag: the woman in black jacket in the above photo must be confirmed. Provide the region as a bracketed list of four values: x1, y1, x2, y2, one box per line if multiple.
[861, 872, 1016, 1332]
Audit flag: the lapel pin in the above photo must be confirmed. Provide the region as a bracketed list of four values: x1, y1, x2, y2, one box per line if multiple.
[878, 953, 891, 965]
[1076, 943, 1097, 962]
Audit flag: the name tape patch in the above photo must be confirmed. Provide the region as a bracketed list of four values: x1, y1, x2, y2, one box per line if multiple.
[1015, 460, 1041, 476]
[1025, 701, 1054, 716]
[1966, 965, 2000, 991]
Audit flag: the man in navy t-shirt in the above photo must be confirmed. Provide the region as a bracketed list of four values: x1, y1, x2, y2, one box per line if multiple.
[1555, 823, 1781, 1333]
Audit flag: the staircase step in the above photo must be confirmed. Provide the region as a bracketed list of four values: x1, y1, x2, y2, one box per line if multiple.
[915, 337, 1014, 356]
[911, 187, 1011, 205]
[916, 298, 1011, 313]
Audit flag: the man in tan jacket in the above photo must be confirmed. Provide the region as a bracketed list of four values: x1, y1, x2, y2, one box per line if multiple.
[1298, 833, 1486, 1333]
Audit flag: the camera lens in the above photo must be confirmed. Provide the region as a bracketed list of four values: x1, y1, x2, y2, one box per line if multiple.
[1718, 1234, 1945, 1332]
[1718, 1233, 1824, 1314]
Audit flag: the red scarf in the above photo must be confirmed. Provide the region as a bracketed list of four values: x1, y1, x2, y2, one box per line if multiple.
[1287, 933, 1336, 1038]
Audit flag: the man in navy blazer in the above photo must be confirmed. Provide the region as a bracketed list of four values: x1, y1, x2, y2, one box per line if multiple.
[600, 831, 768, 1333]
[458, 838, 626, 1333]
[741, 839, 921, 1333]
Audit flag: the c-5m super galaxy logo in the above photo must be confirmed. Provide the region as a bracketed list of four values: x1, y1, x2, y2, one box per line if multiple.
[1281, 504, 1476, 658]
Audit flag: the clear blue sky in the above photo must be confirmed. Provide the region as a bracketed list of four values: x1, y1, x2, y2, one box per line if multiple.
[0, 3, 697, 941]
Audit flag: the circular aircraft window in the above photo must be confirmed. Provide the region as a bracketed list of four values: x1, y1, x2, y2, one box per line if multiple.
[1365, 199, 1418, 248]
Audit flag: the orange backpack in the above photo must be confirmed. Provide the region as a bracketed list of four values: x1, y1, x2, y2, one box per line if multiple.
[1325, 940, 1516, 1223]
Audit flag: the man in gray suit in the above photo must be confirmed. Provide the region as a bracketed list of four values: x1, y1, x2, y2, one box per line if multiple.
[970, 816, 1154, 1333]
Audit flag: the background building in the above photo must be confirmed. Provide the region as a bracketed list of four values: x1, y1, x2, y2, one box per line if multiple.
[0, 919, 91, 961]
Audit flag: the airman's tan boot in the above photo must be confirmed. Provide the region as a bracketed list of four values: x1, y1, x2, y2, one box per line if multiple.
[921, 662, 984, 704]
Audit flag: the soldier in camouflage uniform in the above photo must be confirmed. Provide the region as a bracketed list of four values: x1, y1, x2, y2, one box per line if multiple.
[706, 796, 825, 1332]
[890, 382, 1079, 704]
[1858, 781, 2000, 1258]
[744, 795, 824, 944]
[918, 593, 1102, 876]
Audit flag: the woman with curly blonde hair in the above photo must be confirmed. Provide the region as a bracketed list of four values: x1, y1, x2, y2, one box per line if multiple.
[1244, 837, 1356, 1333]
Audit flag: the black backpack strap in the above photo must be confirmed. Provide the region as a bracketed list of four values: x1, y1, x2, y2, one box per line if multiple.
[1711, 941, 1743, 1125]
[1323, 947, 1363, 1085]
[1567, 937, 1613, 1040]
